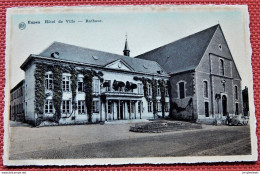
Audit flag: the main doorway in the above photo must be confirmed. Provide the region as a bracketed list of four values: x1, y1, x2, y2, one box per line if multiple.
[222, 95, 227, 116]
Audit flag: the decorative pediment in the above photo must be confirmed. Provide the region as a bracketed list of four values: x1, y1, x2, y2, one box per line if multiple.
[105, 59, 134, 71]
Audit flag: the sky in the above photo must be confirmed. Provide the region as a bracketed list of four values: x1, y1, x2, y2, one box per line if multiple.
[8, 6, 252, 89]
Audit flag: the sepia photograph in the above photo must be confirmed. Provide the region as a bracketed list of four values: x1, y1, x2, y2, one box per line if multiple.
[4, 5, 257, 165]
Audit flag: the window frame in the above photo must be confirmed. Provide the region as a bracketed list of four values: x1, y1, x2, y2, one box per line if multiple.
[137, 83, 143, 94]
[77, 76, 84, 93]
[157, 102, 162, 112]
[78, 100, 86, 114]
[148, 83, 152, 96]
[178, 81, 185, 99]
[205, 101, 209, 117]
[44, 100, 54, 114]
[148, 101, 152, 112]
[62, 100, 71, 114]
[45, 72, 53, 90]
[219, 59, 225, 76]
[92, 78, 100, 94]
[92, 100, 100, 113]
[203, 80, 209, 98]
[62, 74, 71, 92]
[234, 85, 238, 100]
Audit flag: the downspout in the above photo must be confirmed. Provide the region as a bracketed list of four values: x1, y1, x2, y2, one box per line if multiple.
[209, 53, 214, 117]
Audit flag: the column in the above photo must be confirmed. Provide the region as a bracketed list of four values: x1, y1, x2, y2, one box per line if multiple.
[134, 101, 137, 119]
[112, 101, 114, 120]
[129, 101, 132, 120]
[124, 101, 128, 120]
[105, 100, 108, 121]
[118, 100, 120, 120]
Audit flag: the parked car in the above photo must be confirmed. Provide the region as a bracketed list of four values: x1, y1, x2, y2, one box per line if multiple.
[228, 116, 249, 126]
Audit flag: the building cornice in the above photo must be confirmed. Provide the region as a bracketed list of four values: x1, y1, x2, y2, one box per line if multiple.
[21, 54, 170, 78]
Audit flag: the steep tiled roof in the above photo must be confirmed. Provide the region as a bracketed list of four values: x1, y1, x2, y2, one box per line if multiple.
[136, 25, 220, 74]
[38, 42, 167, 75]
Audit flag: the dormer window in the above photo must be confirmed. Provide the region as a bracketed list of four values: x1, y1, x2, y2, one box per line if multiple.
[51, 52, 60, 58]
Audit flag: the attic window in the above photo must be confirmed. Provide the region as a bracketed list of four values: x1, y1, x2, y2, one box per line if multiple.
[157, 70, 163, 74]
[143, 65, 148, 69]
[92, 56, 99, 60]
[51, 52, 60, 58]
[218, 44, 222, 50]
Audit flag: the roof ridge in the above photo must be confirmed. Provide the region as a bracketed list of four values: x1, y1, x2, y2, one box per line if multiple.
[136, 24, 219, 58]
[46, 41, 163, 65]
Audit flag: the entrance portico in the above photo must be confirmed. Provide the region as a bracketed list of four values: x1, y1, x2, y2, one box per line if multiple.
[100, 92, 143, 122]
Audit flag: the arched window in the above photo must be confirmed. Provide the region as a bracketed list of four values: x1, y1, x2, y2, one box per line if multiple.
[178, 82, 185, 99]
[203, 81, 208, 98]
[219, 59, 224, 76]
[235, 86, 238, 100]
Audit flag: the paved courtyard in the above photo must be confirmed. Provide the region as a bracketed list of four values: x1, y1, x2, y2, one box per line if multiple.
[8, 120, 251, 159]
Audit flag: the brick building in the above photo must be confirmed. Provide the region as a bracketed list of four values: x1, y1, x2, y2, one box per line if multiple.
[137, 24, 243, 124]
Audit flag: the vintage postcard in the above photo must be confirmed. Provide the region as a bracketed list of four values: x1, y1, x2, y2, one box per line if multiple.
[4, 5, 257, 165]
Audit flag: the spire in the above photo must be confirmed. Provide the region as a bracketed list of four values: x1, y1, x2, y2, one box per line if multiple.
[123, 33, 130, 56]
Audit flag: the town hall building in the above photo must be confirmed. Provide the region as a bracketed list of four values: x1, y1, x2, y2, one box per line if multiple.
[11, 24, 243, 126]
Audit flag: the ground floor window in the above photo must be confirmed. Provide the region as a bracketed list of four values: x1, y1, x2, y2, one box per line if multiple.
[157, 102, 162, 112]
[148, 102, 152, 112]
[235, 103, 239, 115]
[93, 101, 99, 113]
[45, 100, 53, 114]
[205, 102, 209, 117]
[165, 102, 169, 112]
[78, 100, 85, 114]
[62, 100, 71, 114]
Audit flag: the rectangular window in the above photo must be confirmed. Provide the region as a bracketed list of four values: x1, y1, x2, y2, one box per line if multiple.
[235, 86, 238, 100]
[203, 81, 208, 98]
[165, 102, 169, 112]
[62, 100, 71, 114]
[104, 80, 111, 92]
[205, 102, 209, 117]
[148, 102, 152, 112]
[179, 82, 185, 99]
[220, 59, 224, 76]
[78, 77, 84, 92]
[157, 85, 161, 96]
[45, 100, 54, 114]
[92, 79, 99, 93]
[62, 75, 70, 92]
[165, 84, 169, 96]
[45, 73, 53, 90]
[137, 83, 143, 94]
[157, 102, 162, 112]
[93, 101, 99, 113]
[148, 83, 152, 96]
[235, 103, 239, 115]
[78, 100, 85, 114]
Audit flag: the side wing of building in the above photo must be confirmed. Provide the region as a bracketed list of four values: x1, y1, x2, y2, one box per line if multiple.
[195, 25, 243, 124]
